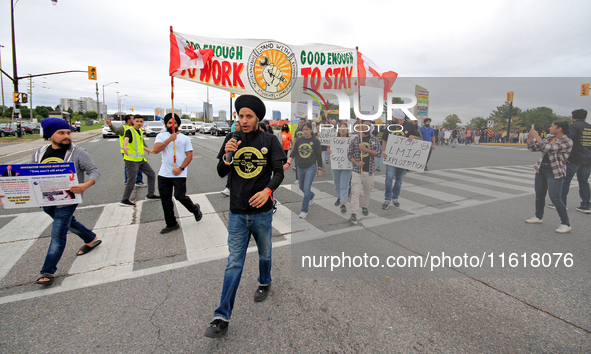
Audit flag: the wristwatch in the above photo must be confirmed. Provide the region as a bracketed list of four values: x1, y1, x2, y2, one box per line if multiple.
[179, 166, 185, 171]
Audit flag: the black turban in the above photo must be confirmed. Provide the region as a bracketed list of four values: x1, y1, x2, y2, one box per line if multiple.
[164, 113, 181, 127]
[235, 95, 265, 120]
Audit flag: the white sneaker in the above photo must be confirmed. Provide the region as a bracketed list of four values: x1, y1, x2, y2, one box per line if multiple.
[299, 212, 308, 219]
[555, 224, 572, 234]
[525, 216, 543, 224]
[221, 188, 230, 196]
[309, 199, 314, 205]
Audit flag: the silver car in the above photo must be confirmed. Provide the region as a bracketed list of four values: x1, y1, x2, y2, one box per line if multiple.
[102, 120, 123, 138]
[144, 121, 165, 137]
[200, 123, 213, 134]
[180, 119, 196, 135]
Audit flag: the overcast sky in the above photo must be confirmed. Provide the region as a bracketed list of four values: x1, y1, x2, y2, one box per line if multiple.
[1, 0, 589, 124]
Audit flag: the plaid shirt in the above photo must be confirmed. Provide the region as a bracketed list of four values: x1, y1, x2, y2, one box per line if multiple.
[348, 134, 382, 176]
[527, 135, 573, 179]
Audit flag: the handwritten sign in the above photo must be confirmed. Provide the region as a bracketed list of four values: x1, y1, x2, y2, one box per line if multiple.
[317, 128, 337, 146]
[383, 135, 431, 172]
[329, 137, 353, 170]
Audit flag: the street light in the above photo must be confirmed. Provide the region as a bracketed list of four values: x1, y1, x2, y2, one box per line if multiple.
[102, 81, 118, 121]
[10, 0, 58, 137]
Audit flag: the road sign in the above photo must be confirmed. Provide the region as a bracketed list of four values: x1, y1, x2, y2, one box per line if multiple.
[488, 120, 494, 128]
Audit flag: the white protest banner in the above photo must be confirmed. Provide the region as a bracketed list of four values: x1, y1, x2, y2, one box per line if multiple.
[0, 163, 81, 209]
[317, 127, 337, 146]
[382, 135, 431, 172]
[170, 32, 357, 102]
[329, 137, 353, 170]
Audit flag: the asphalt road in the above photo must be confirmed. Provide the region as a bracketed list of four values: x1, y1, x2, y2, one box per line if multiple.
[0, 134, 590, 353]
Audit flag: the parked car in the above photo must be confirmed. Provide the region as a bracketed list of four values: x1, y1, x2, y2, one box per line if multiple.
[102, 120, 124, 138]
[144, 121, 165, 137]
[199, 123, 213, 134]
[22, 122, 40, 134]
[211, 121, 231, 136]
[0, 123, 16, 137]
[179, 119, 196, 135]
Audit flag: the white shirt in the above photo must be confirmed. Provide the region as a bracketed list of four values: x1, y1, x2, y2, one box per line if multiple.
[155, 132, 193, 178]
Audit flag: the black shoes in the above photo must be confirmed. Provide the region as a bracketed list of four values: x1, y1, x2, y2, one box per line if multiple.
[119, 199, 136, 207]
[340, 204, 347, 213]
[193, 203, 203, 222]
[254, 285, 270, 302]
[146, 194, 161, 200]
[348, 213, 357, 224]
[362, 207, 369, 216]
[204, 319, 229, 338]
[160, 224, 180, 234]
[334, 198, 340, 206]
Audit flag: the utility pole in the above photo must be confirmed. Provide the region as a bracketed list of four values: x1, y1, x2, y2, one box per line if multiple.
[29, 75, 32, 121]
[96, 82, 99, 123]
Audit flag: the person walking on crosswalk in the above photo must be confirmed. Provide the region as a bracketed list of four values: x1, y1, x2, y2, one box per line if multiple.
[105, 115, 145, 187]
[33, 118, 102, 286]
[204, 95, 285, 338]
[525, 120, 573, 233]
[152, 113, 202, 234]
[119, 115, 159, 207]
[348, 119, 382, 224]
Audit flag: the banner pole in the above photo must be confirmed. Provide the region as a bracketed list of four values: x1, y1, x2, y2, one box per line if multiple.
[170, 26, 177, 168]
[356, 46, 363, 177]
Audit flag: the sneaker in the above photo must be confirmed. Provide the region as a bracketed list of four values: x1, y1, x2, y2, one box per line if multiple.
[193, 204, 203, 222]
[272, 198, 279, 214]
[160, 224, 180, 234]
[135, 182, 147, 187]
[362, 207, 369, 216]
[334, 198, 340, 206]
[525, 216, 543, 224]
[555, 224, 572, 234]
[146, 194, 161, 200]
[309, 199, 314, 206]
[119, 199, 135, 207]
[221, 188, 230, 196]
[348, 213, 357, 224]
[340, 204, 347, 213]
[299, 211, 308, 219]
[392, 199, 400, 207]
[204, 319, 229, 338]
[382, 200, 390, 210]
[576, 205, 591, 214]
[376, 168, 381, 171]
[254, 284, 270, 302]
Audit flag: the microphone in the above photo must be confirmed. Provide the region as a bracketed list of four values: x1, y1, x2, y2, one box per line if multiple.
[224, 131, 242, 165]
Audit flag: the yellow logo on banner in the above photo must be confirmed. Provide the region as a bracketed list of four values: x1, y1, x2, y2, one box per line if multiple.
[248, 41, 298, 100]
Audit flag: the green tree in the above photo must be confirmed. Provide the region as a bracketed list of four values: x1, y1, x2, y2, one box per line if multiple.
[466, 117, 488, 129]
[181, 114, 189, 120]
[382, 96, 404, 115]
[83, 111, 98, 120]
[518, 107, 570, 133]
[35, 106, 52, 118]
[442, 114, 461, 129]
[488, 102, 522, 130]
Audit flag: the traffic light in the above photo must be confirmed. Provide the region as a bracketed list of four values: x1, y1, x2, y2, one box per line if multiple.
[582, 83, 590, 97]
[506, 91, 514, 103]
[131, 108, 134, 112]
[21, 93, 28, 103]
[88, 66, 97, 80]
[12, 92, 20, 102]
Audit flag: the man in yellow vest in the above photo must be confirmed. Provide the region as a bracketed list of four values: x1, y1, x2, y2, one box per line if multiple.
[120, 115, 159, 207]
[106, 115, 145, 187]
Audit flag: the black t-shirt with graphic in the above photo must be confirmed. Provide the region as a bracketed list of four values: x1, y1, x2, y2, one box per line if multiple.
[41, 146, 68, 163]
[217, 129, 286, 214]
[290, 136, 323, 169]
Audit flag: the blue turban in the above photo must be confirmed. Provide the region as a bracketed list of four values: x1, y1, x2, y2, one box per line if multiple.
[42, 118, 71, 139]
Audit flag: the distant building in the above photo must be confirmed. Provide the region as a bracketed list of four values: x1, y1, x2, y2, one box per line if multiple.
[272, 110, 281, 121]
[203, 103, 213, 120]
[60, 97, 106, 114]
[165, 108, 182, 116]
[154, 108, 165, 118]
[217, 110, 227, 121]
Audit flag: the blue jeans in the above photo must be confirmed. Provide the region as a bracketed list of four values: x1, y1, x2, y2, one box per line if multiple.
[376, 156, 382, 170]
[332, 169, 352, 203]
[465, 137, 471, 145]
[534, 164, 569, 226]
[297, 164, 317, 213]
[214, 210, 273, 321]
[561, 163, 591, 208]
[452, 138, 457, 147]
[384, 165, 406, 201]
[41, 204, 96, 275]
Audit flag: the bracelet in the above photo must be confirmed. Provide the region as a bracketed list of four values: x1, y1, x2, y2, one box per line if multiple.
[264, 187, 274, 202]
[286, 161, 291, 166]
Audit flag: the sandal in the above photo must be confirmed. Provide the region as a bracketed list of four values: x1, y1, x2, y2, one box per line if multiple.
[77, 239, 102, 256]
[36, 274, 55, 286]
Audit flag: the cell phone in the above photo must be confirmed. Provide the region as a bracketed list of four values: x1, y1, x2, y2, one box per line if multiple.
[531, 124, 535, 129]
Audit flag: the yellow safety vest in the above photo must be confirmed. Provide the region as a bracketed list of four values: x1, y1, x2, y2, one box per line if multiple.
[123, 128, 145, 162]
[119, 125, 131, 153]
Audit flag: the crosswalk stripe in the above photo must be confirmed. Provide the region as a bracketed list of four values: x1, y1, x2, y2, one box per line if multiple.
[406, 173, 515, 199]
[457, 168, 534, 185]
[0, 213, 53, 280]
[373, 175, 466, 203]
[471, 166, 535, 178]
[177, 194, 229, 262]
[427, 170, 532, 192]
